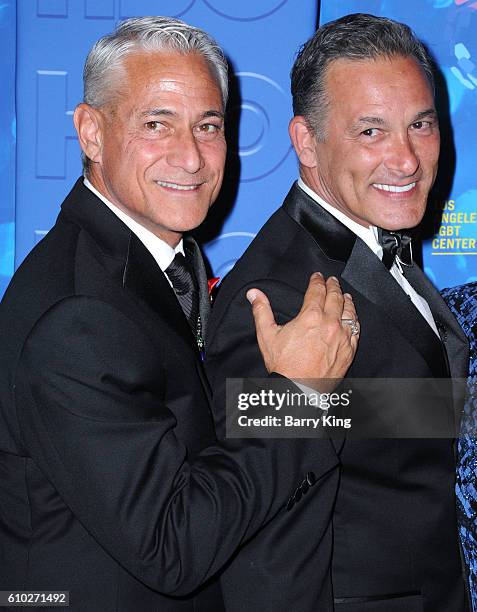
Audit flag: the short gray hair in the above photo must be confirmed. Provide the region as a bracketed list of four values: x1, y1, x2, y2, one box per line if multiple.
[291, 13, 436, 140]
[84, 16, 228, 107]
[80, 16, 228, 173]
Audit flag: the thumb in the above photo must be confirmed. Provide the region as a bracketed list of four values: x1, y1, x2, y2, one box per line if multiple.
[246, 288, 277, 349]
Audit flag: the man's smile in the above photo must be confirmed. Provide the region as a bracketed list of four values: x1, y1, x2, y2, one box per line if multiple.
[372, 182, 416, 194]
[155, 180, 205, 191]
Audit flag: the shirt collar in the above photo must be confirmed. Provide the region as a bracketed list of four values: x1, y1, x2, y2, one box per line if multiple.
[297, 178, 383, 260]
[83, 177, 184, 271]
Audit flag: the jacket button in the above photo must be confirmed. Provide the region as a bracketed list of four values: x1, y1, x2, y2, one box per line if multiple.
[306, 471, 317, 487]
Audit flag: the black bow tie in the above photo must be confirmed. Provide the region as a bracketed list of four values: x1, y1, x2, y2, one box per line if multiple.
[377, 228, 413, 270]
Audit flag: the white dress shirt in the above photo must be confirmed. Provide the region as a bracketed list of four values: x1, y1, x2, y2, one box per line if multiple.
[297, 178, 439, 336]
[83, 177, 183, 286]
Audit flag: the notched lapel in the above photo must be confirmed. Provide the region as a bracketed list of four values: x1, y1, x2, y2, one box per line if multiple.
[62, 179, 202, 357]
[342, 239, 448, 376]
[122, 233, 198, 353]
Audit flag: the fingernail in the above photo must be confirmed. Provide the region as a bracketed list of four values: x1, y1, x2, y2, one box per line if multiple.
[344, 293, 353, 299]
[329, 276, 338, 281]
[312, 272, 323, 279]
[246, 289, 258, 304]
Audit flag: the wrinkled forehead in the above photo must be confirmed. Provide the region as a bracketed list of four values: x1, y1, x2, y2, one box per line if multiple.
[104, 50, 224, 112]
[324, 54, 433, 98]
[119, 49, 223, 100]
[322, 55, 435, 117]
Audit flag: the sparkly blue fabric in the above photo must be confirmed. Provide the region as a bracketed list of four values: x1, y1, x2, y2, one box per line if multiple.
[442, 282, 477, 611]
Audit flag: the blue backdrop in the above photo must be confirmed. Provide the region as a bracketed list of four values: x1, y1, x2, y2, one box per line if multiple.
[5, 0, 318, 293]
[0, 1, 15, 298]
[1, 0, 475, 297]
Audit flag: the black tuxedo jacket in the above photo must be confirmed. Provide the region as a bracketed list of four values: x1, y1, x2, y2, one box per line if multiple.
[206, 183, 470, 612]
[0, 179, 328, 611]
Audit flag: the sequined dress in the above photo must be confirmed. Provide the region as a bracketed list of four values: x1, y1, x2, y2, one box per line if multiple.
[442, 282, 477, 611]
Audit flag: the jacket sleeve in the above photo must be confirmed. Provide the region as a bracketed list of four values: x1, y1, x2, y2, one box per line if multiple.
[205, 278, 340, 612]
[14, 294, 330, 596]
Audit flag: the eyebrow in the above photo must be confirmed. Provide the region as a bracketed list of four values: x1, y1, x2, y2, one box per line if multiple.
[357, 116, 386, 126]
[139, 108, 176, 118]
[203, 110, 225, 120]
[350, 108, 438, 132]
[412, 108, 438, 122]
[139, 108, 224, 120]
[350, 116, 386, 131]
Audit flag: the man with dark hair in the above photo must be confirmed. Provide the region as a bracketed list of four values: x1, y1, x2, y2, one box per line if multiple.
[206, 13, 470, 611]
[0, 16, 359, 612]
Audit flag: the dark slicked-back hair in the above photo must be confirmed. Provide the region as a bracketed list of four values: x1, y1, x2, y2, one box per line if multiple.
[291, 13, 435, 140]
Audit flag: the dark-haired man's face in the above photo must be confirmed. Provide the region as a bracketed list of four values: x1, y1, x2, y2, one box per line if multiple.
[294, 55, 440, 231]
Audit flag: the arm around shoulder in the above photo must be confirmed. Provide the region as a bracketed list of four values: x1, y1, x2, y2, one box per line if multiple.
[15, 294, 328, 595]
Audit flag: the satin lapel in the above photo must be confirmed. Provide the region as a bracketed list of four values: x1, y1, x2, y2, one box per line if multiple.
[122, 233, 197, 352]
[403, 264, 469, 379]
[341, 240, 448, 376]
[283, 182, 355, 262]
[184, 236, 211, 340]
[284, 184, 449, 374]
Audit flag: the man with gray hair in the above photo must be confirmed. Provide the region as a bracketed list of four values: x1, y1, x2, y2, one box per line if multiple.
[0, 15, 359, 612]
[205, 13, 470, 611]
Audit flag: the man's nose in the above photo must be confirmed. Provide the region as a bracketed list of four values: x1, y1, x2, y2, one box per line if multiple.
[167, 131, 204, 174]
[384, 133, 420, 177]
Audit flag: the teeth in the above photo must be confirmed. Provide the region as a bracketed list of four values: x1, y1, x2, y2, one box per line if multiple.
[156, 180, 198, 191]
[373, 182, 416, 193]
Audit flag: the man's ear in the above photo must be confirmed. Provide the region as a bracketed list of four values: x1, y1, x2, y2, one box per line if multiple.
[288, 116, 318, 168]
[74, 103, 104, 165]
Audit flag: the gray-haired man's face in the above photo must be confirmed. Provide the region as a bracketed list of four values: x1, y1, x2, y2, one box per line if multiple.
[75, 51, 226, 246]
